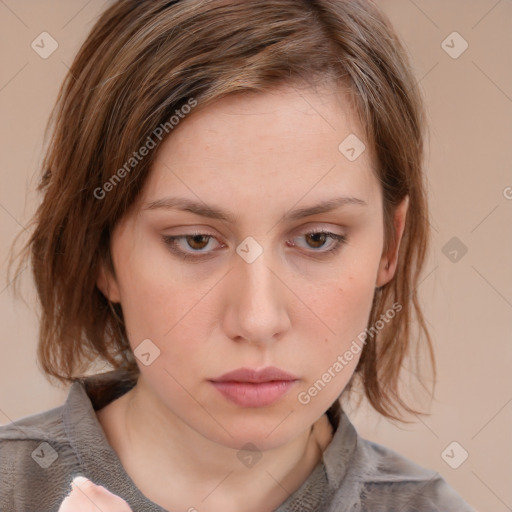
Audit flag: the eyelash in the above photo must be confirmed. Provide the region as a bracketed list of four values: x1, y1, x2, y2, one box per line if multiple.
[162, 229, 347, 261]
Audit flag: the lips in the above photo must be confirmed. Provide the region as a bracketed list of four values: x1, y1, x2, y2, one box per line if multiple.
[211, 366, 298, 383]
[209, 366, 299, 407]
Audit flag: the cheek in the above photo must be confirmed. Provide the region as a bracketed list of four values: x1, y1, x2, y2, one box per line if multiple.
[113, 241, 182, 344]
[115, 254, 215, 371]
[307, 254, 379, 341]
[295, 272, 377, 409]
[307, 278, 375, 370]
[297, 247, 379, 387]
[117, 273, 167, 338]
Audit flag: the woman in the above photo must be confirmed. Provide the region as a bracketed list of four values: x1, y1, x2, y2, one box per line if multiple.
[1, 1, 475, 511]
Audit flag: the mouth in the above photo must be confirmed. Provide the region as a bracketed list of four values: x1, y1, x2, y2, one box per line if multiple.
[211, 366, 298, 383]
[209, 366, 299, 408]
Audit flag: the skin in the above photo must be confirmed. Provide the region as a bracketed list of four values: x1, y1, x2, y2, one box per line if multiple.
[59, 477, 132, 511]
[95, 81, 408, 512]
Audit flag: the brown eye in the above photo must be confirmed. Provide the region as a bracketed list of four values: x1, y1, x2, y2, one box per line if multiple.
[304, 232, 329, 249]
[162, 232, 224, 260]
[185, 234, 211, 250]
[289, 230, 347, 257]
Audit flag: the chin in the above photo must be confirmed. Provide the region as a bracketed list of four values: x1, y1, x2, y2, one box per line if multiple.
[203, 409, 311, 451]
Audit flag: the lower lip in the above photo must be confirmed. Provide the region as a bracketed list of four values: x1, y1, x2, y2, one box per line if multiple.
[210, 380, 298, 407]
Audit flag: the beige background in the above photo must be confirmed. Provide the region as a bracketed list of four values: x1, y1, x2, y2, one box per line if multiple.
[1, 1, 511, 510]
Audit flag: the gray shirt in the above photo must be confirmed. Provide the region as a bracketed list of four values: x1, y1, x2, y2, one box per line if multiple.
[0, 371, 475, 511]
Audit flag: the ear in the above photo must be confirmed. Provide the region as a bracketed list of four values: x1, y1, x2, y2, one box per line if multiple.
[96, 256, 121, 303]
[376, 195, 409, 288]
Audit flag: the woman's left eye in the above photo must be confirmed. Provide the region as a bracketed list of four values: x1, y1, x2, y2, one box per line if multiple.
[289, 230, 347, 255]
[162, 229, 347, 260]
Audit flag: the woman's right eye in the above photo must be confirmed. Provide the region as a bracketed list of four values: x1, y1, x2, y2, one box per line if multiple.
[162, 233, 224, 260]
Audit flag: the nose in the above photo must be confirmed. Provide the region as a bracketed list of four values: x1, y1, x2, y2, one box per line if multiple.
[222, 245, 291, 347]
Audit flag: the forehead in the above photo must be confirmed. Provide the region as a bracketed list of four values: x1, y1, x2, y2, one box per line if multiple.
[140, 83, 380, 216]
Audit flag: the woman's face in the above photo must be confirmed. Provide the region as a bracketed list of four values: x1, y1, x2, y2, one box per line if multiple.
[99, 83, 406, 450]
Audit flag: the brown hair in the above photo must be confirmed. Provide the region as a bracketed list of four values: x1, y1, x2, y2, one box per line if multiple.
[10, 0, 435, 422]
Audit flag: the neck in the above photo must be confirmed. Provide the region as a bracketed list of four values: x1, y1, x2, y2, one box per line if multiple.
[97, 377, 333, 512]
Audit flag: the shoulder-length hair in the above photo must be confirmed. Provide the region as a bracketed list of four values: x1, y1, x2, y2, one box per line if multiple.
[11, 0, 434, 422]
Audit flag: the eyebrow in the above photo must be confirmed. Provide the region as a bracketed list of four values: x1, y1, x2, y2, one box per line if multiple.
[143, 195, 368, 223]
